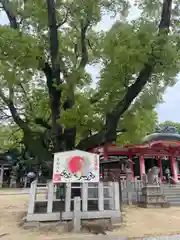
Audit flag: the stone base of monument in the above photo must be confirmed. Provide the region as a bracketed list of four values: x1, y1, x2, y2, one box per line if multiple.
[138, 185, 170, 208]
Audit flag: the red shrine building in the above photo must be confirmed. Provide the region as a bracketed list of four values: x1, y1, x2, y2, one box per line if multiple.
[89, 131, 180, 183]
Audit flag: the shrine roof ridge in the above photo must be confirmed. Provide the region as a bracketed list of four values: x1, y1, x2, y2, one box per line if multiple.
[142, 132, 180, 144]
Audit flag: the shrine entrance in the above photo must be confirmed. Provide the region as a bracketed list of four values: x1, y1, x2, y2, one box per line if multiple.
[144, 158, 157, 172]
[127, 131, 180, 183]
[89, 130, 180, 183]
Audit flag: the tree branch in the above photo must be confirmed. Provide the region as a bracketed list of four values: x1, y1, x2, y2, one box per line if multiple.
[0, 108, 12, 121]
[35, 118, 51, 129]
[18, 83, 34, 113]
[63, 17, 90, 107]
[0, 0, 18, 29]
[40, 61, 53, 94]
[57, 8, 70, 28]
[0, 88, 28, 130]
[77, 0, 172, 150]
[78, 19, 90, 69]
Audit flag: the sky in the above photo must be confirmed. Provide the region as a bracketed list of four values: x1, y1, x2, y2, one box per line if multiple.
[0, 7, 179, 123]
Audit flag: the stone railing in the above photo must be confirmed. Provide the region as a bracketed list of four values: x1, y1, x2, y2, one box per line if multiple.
[26, 180, 121, 223]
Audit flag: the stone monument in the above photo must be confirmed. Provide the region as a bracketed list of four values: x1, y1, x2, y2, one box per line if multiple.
[139, 166, 170, 208]
[9, 165, 18, 188]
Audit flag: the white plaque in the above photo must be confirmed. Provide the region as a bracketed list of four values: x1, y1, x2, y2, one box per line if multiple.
[52, 150, 99, 183]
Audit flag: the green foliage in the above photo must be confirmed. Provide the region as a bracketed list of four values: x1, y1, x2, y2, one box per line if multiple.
[117, 109, 158, 145]
[97, 21, 157, 112]
[0, 0, 179, 153]
[0, 26, 41, 70]
[24, 88, 51, 128]
[0, 125, 23, 151]
[59, 91, 104, 138]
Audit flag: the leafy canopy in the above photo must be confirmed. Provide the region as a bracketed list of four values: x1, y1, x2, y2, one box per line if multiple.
[0, 0, 179, 154]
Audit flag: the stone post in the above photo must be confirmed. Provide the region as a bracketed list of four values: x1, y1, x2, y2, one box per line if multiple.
[126, 168, 132, 205]
[108, 182, 114, 210]
[98, 182, 104, 211]
[65, 183, 71, 212]
[24, 176, 28, 188]
[73, 196, 81, 232]
[0, 165, 4, 188]
[28, 180, 37, 214]
[47, 181, 54, 213]
[81, 182, 88, 211]
[113, 182, 120, 210]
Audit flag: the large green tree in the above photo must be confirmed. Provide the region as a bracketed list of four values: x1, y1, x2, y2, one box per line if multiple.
[0, 0, 178, 166]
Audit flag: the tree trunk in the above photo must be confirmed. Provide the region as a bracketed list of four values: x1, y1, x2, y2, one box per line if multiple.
[46, 0, 65, 152]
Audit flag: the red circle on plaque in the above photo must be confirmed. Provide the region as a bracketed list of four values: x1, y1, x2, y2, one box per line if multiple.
[68, 156, 85, 173]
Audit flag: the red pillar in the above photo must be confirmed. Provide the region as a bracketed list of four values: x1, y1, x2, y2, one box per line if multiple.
[157, 158, 163, 180]
[140, 155, 145, 178]
[170, 156, 178, 183]
[103, 144, 108, 161]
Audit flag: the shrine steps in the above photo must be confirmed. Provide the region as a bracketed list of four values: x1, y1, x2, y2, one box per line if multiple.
[162, 184, 180, 205]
